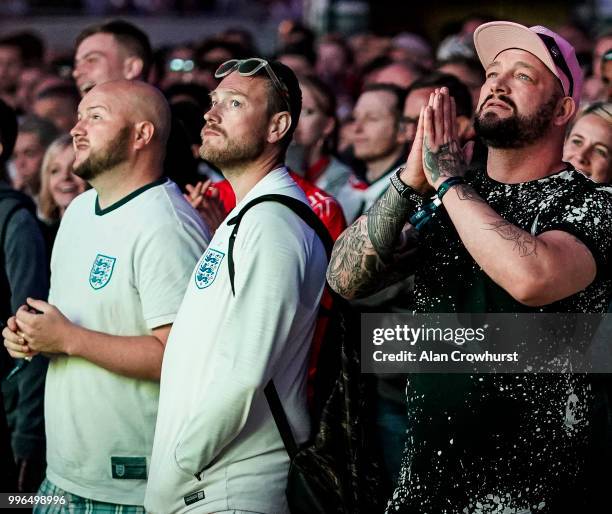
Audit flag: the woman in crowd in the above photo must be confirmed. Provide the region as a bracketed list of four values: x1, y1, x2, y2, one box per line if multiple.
[563, 102, 612, 184]
[38, 134, 87, 244]
[292, 74, 355, 197]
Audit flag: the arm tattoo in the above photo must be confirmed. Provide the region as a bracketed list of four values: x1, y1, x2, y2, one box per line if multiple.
[454, 184, 486, 204]
[367, 186, 413, 261]
[327, 188, 419, 298]
[484, 220, 538, 257]
[423, 138, 465, 183]
[327, 217, 387, 298]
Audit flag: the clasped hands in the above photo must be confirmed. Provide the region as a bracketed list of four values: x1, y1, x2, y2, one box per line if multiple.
[3, 298, 73, 359]
[400, 87, 474, 194]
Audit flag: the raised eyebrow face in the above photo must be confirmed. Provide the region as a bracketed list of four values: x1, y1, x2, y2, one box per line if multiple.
[77, 103, 110, 118]
[210, 88, 249, 100]
[486, 59, 539, 74]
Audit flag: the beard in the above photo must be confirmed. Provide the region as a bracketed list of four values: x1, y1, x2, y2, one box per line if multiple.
[73, 126, 131, 181]
[199, 125, 265, 170]
[474, 93, 560, 149]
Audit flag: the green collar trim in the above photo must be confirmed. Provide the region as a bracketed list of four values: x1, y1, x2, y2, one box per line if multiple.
[95, 177, 167, 216]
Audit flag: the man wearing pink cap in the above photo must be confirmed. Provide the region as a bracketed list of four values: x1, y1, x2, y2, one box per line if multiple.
[328, 21, 612, 512]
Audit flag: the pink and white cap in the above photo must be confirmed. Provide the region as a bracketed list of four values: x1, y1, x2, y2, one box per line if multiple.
[473, 21, 583, 104]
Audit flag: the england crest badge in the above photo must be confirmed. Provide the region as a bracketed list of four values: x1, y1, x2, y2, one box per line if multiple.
[195, 248, 225, 289]
[89, 254, 117, 290]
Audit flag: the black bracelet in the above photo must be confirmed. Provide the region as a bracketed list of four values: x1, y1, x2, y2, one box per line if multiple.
[436, 176, 465, 201]
[390, 166, 421, 199]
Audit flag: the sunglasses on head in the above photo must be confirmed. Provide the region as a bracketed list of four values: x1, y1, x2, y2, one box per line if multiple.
[215, 58, 290, 111]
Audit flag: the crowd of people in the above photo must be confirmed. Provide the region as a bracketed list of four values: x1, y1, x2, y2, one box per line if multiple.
[0, 10, 611, 514]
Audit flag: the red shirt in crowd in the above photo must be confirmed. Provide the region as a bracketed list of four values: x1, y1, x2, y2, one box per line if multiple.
[212, 170, 346, 241]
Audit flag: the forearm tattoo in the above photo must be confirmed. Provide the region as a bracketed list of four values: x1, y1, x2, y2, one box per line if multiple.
[327, 217, 388, 298]
[327, 188, 418, 298]
[454, 184, 486, 204]
[367, 186, 413, 261]
[485, 220, 538, 257]
[423, 138, 465, 183]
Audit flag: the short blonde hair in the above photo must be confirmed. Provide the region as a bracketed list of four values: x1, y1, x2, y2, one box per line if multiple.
[38, 134, 74, 222]
[565, 101, 612, 140]
[581, 101, 612, 122]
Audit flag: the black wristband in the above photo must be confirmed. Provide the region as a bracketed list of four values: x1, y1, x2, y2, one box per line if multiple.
[436, 176, 465, 201]
[390, 166, 421, 199]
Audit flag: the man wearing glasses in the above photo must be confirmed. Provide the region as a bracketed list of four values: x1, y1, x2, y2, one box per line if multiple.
[145, 59, 327, 514]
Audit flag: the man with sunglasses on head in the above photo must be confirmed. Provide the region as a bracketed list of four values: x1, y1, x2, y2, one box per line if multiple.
[328, 22, 612, 512]
[145, 58, 328, 514]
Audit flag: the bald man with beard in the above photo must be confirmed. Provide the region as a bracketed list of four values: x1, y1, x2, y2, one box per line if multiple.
[3, 79, 209, 513]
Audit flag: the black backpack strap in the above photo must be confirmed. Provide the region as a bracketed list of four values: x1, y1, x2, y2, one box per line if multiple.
[226, 194, 334, 458]
[264, 379, 299, 459]
[225, 194, 334, 459]
[225, 194, 334, 296]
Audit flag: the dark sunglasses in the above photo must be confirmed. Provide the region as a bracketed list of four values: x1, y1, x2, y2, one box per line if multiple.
[537, 33, 574, 98]
[215, 58, 290, 111]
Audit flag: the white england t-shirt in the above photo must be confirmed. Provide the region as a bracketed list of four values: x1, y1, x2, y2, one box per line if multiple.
[45, 178, 209, 505]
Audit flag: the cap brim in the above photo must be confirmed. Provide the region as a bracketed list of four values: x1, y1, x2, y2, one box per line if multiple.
[474, 21, 559, 85]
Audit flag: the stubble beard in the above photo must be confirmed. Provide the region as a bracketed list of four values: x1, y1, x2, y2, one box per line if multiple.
[199, 129, 266, 172]
[73, 126, 131, 181]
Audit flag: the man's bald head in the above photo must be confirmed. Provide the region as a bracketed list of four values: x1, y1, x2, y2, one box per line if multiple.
[72, 79, 172, 182]
[90, 79, 171, 147]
